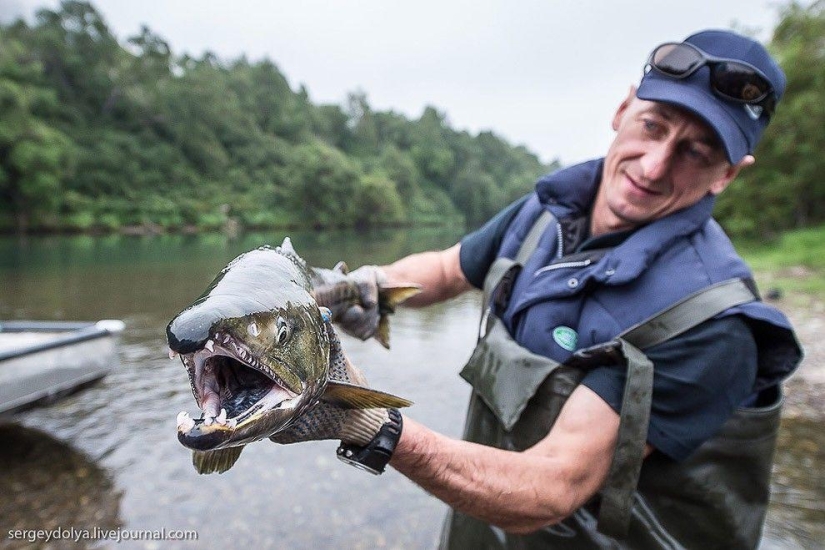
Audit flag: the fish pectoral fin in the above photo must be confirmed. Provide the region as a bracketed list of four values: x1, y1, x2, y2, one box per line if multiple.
[378, 283, 422, 312]
[322, 380, 413, 409]
[192, 446, 245, 475]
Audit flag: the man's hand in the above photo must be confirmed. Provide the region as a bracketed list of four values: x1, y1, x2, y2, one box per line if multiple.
[336, 265, 386, 341]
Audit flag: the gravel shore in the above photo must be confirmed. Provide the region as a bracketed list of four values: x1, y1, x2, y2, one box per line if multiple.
[775, 294, 824, 419]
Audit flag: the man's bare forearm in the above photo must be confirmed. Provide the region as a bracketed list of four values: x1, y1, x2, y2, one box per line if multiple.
[391, 418, 589, 534]
[389, 387, 620, 534]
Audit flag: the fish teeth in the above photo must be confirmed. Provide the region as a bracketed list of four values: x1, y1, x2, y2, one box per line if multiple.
[204, 416, 215, 426]
[216, 408, 227, 424]
[177, 411, 195, 431]
[205, 339, 215, 353]
[168, 348, 178, 360]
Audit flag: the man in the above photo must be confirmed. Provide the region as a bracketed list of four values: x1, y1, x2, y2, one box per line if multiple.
[275, 29, 802, 548]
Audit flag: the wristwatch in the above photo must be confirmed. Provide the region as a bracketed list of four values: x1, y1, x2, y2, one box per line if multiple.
[336, 408, 403, 475]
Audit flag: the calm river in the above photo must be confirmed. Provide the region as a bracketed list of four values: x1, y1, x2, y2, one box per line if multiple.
[0, 230, 821, 549]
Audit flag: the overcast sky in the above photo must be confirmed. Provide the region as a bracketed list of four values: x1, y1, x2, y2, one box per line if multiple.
[2, 1, 792, 165]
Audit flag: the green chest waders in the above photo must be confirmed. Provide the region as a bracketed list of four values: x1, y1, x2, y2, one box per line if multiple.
[440, 212, 784, 550]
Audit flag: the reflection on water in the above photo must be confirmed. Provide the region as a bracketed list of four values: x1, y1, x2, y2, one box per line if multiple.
[0, 230, 822, 548]
[0, 423, 122, 548]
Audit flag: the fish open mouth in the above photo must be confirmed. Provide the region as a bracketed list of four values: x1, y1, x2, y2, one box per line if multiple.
[174, 331, 301, 438]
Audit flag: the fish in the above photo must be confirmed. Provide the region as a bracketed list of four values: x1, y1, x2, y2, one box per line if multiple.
[166, 238, 412, 474]
[310, 263, 421, 349]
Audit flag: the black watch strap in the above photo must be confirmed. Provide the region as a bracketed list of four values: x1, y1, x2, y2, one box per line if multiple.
[337, 408, 403, 475]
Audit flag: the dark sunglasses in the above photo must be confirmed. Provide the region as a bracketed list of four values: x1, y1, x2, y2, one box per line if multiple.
[647, 42, 776, 119]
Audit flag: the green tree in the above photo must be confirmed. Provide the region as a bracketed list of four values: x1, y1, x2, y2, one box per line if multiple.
[352, 174, 405, 228]
[0, 0, 553, 234]
[0, 32, 73, 232]
[285, 140, 362, 228]
[717, 1, 825, 237]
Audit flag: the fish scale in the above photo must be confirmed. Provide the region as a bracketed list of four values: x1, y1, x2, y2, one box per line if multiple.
[269, 326, 375, 444]
[327, 327, 354, 383]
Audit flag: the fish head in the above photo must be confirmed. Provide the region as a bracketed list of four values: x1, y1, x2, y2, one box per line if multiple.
[167, 297, 331, 452]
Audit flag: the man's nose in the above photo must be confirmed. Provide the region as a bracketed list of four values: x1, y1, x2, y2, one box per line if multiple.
[639, 142, 674, 182]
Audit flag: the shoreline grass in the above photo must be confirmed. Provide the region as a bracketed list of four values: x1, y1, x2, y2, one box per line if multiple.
[735, 225, 825, 296]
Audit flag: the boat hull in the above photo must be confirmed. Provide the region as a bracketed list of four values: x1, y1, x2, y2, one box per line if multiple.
[0, 321, 125, 416]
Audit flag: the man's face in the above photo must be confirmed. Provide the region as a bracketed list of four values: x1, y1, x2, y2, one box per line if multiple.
[591, 89, 753, 236]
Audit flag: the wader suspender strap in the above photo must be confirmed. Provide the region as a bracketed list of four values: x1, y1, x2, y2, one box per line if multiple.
[619, 278, 759, 348]
[484, 210, 759, 539]
[594, 277, 757, 538]
[480, 211, 554, 327]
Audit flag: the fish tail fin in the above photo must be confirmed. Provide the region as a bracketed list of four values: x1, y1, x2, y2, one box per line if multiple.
[322, 380, 413, 409]
[192, 446, 244, 475]
[375, 283, 421, 348]
[378, 284, 422, 313]
[375, 315, 391, 349]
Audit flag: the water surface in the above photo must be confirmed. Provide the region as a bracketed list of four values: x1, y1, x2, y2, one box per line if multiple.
[0, 231, 820, 548]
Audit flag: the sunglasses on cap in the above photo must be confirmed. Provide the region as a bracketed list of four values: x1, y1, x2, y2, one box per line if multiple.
[647, 42, 776, 120]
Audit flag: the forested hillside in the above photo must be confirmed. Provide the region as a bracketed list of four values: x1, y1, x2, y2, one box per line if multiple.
[0, 1, 553, 234]
[1, 1, 823, 238]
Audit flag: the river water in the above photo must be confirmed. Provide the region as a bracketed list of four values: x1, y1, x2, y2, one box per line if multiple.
[0, 231, 821, 549]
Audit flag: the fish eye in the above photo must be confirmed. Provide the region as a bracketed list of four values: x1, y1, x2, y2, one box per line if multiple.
[276, 316, 291, 345]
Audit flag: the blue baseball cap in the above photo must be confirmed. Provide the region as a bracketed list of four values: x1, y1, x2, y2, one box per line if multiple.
[636, 29, 786, 164]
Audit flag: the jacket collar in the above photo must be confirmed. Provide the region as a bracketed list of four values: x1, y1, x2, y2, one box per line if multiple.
[534, 158, 718, 285]
[535, 158, 603, 218]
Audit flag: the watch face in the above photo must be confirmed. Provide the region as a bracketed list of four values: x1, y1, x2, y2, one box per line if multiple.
[337, 408, 402, 476]
[337, 449, 384, 475]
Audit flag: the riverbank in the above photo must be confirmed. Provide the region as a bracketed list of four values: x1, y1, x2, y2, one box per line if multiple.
[776, 293, 824, 420]
[736, 226, 825, 419]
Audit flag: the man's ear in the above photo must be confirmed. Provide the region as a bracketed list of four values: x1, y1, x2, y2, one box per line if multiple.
[710, 155, 755, 195]
[612, 86, 638, 131]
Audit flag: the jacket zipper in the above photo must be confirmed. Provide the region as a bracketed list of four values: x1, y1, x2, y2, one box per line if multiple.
[535, 258, 592, 276]
[555, 221, 564, 259]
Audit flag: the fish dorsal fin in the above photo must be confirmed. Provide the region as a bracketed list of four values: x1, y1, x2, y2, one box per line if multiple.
[322, 380, 413, 409]
[333, 261, 349, 275]
[192, 446, 244, 474]
[279, 236, 296, 255]
[276, 236, 308, 271]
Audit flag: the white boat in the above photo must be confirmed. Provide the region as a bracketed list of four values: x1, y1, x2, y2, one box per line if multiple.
[0, 320, 125, 416]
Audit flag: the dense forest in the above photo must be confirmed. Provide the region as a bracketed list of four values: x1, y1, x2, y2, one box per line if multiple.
[0, 1, 823, 237]
[0, 1, 553, 234]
